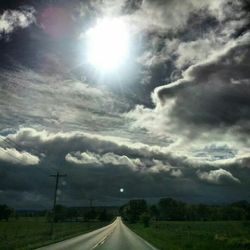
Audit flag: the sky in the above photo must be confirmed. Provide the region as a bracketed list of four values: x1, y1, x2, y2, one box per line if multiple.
[0, 0, 250, 209]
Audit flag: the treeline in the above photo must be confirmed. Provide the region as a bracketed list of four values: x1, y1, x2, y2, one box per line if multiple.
[48, 205, 116, 222]
[0, 204, 116, 223]
[119, 198, 250, 225]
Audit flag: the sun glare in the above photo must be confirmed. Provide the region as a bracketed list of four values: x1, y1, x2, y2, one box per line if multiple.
[86, 18, 130, 71]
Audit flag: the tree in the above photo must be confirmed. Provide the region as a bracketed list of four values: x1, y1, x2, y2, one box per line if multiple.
[54, 205, 67, 222]
[98, 209, 108, 222]
[158, 198, 186, 220]
[149, 205, 159, 221]
[0, 205, 13, 221]
[231, 201, 250, 219]
[196, 204, 211, 221]
[140, 212, 150, 227]
[85, 208, 97, 221]
[120, 199, 148, 223]
[66, 207, 79, 221]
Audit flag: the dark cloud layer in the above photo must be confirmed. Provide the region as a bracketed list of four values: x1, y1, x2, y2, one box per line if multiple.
[1, 127, 250, 209]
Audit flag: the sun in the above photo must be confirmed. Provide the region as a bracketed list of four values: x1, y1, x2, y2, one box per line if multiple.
[86, 17, 130, 71]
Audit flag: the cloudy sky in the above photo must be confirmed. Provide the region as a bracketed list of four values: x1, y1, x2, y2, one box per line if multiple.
[0, 0, 250, 209]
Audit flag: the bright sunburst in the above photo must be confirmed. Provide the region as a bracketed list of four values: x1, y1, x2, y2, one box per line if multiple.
[86, 18, 130, 71]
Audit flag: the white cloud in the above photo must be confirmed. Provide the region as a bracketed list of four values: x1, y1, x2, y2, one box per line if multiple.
[147, 159, 183, 177]
[124, 0, 244, 36]
[148, 159, 172, 173]
[175, 36, 220, 69]
[65, 151, 101, 166]
[129, 0, 207, 32]
[197, 169, 240, 184]
[65, 151, 142, 170]
[125, 102, 176, 140]
[101, 152, 142, 170]
[0, 147, 39, 165]
[0, 8, 35, 37]
[171, 169, 183, 177]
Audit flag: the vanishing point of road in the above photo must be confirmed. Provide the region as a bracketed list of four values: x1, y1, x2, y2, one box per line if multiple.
[37, 217, 158, 250]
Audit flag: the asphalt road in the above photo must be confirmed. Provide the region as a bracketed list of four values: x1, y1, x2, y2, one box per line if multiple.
[37, 217, 158, 250]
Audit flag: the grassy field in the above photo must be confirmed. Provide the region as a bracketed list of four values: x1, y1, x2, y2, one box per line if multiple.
[129, 221, 250, 250]
[0, 217, 108, 250]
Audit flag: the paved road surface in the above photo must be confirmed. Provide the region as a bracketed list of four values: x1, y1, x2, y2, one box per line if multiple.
[37, 217, 157, 250]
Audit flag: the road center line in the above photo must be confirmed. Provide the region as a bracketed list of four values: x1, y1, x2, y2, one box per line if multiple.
[91, 225, 116, 249]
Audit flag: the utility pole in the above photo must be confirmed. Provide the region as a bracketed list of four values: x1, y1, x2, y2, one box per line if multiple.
[50, 171, 67, 237]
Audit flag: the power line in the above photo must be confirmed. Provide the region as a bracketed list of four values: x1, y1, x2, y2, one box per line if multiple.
[0, 147, 27, 164]
[0, 137, 59, 172]
[1, 137, 25, 152]
[1, 137, 40, 158]
[0, 137, 39, 165]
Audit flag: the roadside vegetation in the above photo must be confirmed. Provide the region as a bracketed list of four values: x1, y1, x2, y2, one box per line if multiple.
[120, 198, 250, 250]
[130, 220, 250, 250]
[0, 204, 115, 250]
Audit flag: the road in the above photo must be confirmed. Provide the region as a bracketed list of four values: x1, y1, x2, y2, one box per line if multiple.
[37, 217, 158, 250]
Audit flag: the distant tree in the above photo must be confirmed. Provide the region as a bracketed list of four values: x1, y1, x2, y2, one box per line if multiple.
[54, 205, 67, 222]
[121, 198, 250, 223]
[196, 204, 211, 221]
[149, 205, 159, 221]
[231, 201, 250, 219]
[119, 204, 126, 217]
[140, 212, 151, 227]
[209, 206, 222, 221]
[66, 208, 79, 221]
[0, 205, 13, 221]
[98, 209, 108, 222]
[85, 208, 97, 221]
[158, 198, 186, 220]
[14, 212, 19, 220]
[222, 206, 247, 220]
[120, 199, 148, 223]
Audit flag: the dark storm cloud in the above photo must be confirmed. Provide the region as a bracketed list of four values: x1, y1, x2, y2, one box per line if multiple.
[154, 33, 250, 133]
[0, 163, 55, 209]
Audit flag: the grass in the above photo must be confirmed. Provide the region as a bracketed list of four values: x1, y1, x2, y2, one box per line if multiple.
[0, 217, 108, 250]
[129, 221, 250, 250]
